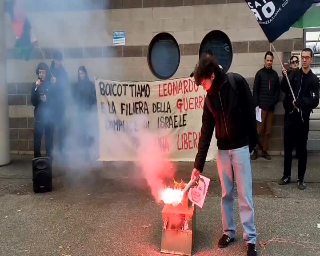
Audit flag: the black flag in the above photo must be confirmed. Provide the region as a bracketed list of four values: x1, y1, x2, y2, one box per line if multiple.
[245, 0, 314, 42]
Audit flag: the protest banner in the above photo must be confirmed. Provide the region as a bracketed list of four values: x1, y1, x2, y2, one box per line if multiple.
[95, 77, 217, 161]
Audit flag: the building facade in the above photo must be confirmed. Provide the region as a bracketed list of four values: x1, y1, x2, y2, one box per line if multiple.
[5, 0, 308, 155]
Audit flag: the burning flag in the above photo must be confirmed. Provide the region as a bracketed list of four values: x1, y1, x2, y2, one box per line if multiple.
[5, 0, 38, 60]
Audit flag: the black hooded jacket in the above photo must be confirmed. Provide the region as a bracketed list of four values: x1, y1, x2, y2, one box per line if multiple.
[31, 78, 55, 122]
[194, 73, 258, 172]
[50, 61, 69, 121]
[74, 76, 97, 112]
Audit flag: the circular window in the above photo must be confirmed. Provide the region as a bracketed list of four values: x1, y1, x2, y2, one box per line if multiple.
[148, 33, 180, 80]
[199, 30, 233, 72]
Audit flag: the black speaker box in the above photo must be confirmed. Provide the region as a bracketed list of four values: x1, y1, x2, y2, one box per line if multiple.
[32, 157, 52, 193]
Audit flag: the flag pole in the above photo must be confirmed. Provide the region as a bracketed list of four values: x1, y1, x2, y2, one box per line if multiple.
[270, 43, 297, 102]
[37, 45, 54, 78]
[314, 32, 320, 54]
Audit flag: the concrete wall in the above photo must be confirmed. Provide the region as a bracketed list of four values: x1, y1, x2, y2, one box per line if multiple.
[6, 1, 304, 154]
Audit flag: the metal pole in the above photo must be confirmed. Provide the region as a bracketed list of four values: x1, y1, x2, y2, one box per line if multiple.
[271, 43, 296, 102]
[0, 0, 11, 166]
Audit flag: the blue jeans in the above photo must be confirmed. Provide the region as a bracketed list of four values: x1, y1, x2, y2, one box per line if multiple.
[217, 146, 257, 244]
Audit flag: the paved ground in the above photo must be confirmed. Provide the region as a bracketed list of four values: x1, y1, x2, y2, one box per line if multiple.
[0, 155, 320, 256]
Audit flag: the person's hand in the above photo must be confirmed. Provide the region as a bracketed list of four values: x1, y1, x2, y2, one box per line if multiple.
[40, 94, 47, 102]
[51, 77, 56, 84]
[282, 68, 287, 77]
[36, 79, 41, 86]
[191, 168, 201, 184]
[292, 100, 298, 109]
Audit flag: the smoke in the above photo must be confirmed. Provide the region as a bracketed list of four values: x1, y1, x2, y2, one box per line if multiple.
[7, 1, 178, 194]
[11, 0, 111, 178]
[134, 129, 177, 202]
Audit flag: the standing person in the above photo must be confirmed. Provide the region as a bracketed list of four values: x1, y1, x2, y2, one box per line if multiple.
[73, 66, 97, 160]
[50, 50, 69, 157]
[191, 56, 258, 256]
[31, 63, 54, 158]
[279, 48, 319, 190]
[251, 51, 280, 160]
[287, 55, 300, 159]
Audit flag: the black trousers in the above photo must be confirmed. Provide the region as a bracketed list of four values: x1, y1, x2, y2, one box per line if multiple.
[283, 113, 309, 181]
[34, 121, 54, 158]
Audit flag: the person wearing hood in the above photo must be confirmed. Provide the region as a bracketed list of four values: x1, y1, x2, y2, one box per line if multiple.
[73, 66, 97, 159]
[50, 50, 69, 157]
[191, 55, 258, 256]
[74, 66, 96, 112]
[251, 51, 280, 160]
[31, 62, 54, 158]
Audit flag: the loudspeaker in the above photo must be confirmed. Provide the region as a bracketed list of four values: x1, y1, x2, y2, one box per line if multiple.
[32, 157, 52, 193]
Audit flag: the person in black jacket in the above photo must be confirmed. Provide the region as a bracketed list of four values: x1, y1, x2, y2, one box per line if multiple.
[74, 66, 96, 112]
[31, 63, 54, 158]
[279, 48, 319, 190]
[73, 66, 97, 159]
[191, 56, 258, 256]
[287, 55, 300, 159]
[251, 51, 280, 160]
[50, 50, 69, 157]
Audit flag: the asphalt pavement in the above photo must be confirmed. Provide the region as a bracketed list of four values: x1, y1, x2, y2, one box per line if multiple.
[0, 155, 319, 256]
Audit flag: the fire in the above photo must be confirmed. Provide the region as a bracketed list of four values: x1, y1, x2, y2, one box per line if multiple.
[159, 179, 195, 206]
[159, 188, 184, 206]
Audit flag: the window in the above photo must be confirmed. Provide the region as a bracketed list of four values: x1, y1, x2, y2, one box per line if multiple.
[305, 29, 320, 78]
[199, 30, 233, 73]
[148, 33, 180, 80]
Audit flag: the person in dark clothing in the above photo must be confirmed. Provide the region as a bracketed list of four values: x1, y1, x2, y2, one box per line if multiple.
[289, 55, 300, 72]
[31, 63, 54, 158]
[73, 66, 97, 159]
[74, 66, 96, 111]
[251, 51, 280, 160]
[50, 50, 69, 157]
[287, 55, 300, 159]
[191, 56, 258, 256]
[279, 48, 319, 190]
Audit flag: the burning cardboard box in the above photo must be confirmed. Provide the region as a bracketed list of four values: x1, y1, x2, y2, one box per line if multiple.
[160, 180, 196, 256]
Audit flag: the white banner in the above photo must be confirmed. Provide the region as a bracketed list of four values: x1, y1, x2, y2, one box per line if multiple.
[95, 77, 217, 161]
